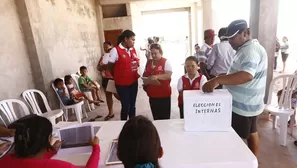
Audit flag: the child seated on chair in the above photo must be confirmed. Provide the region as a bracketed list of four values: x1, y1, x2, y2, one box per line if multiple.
[64, 75, 100, 106]
[78, 66, 104, 103]
[53, 78, 76, 105]
[178, 56, 208, 119]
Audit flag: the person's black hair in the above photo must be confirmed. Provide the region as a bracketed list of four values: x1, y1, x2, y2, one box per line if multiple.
[64, 75, 72, 84]
[8, 115, 53, 158]
[218, 27, 228, 41]
[118, 115, 162, 168]
[79, 66, 87, 72]
[155, 37, 160, 42]
[103, 41, 113, 46]
[185, 56, 199, 65]
[150, 43, 163, 55]
[53, 78, 63, 87]
[148, 38, 154, 44]
[117, 30, 136, 45]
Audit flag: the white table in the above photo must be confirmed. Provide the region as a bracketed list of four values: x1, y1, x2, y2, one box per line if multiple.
[53, 120, 258, 168]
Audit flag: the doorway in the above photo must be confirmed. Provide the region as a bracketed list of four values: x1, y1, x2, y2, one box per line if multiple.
[141, 9, 190, 86]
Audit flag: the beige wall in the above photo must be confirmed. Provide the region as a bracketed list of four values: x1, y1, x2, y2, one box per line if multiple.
[103, 16, 133, 30]
[25, 0, 101, 81]
[0, 0, 34, 100]
[0, 0, 103, 107]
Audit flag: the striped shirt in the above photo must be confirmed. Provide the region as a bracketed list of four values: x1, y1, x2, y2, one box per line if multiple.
[224, 39, 267, 117]
[198, 43, 212, 63]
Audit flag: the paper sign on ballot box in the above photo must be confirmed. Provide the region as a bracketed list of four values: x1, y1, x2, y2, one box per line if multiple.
[183, 89, 232, 132]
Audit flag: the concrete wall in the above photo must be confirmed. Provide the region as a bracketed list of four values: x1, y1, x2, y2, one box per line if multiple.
[103, 16, 133, 30]
[26, 0, 101, 80]
[0, 0, 34, 100]
[0, 0, 102, 108]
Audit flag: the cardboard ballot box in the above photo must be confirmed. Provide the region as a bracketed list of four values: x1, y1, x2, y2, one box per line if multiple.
[183, 89, 232, 132]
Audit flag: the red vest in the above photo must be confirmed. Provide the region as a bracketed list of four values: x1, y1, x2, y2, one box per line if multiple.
[178, 74, 202, 106]
[143, 58, 171, 98]
[99, 56, 113, 79]
[113, 46, 140, 86]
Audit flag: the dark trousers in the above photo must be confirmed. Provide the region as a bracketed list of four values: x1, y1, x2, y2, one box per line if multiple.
[274, 56, 278, 70]
[179, 104, 184, 119]
[149, 97, 171, 120]
[116, 81, 138, 120]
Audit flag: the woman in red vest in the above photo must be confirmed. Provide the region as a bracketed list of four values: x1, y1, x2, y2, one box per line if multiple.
[143, 44, 172, 120]
[108, 30, 140, 120]
[177, 56, 207, 119]
[97, 41, 120, 121]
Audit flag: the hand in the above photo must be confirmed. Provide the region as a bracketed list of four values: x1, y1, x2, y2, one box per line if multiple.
[0, 142, 11, 155]
[89, 136, 99, 146]
[149, 75, 158, 80]
[52, 140, 62, 151]
[202, 78, 220, 93]
[8, 129, 15, 137]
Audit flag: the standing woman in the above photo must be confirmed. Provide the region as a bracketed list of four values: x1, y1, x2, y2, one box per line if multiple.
[108, 30, 140, 120]
[97, 41, 120, 121]
[281, 36, 289, 73]
[143, 44, 172, 120]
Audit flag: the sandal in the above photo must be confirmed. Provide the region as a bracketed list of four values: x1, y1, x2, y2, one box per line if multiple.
[99, 99, 105, 103]
[294, 141, 297, 146]
[88, 115, 102, 122]
[94, 102, 100, 106]
[104, 114, 115, 121]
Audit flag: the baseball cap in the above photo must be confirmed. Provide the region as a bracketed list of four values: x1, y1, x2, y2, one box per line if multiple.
[204, 29, 216, 38]
[222, 19, 248, 39]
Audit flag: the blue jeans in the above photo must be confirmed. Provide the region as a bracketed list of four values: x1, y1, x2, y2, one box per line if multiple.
[116, 81, 138, 120]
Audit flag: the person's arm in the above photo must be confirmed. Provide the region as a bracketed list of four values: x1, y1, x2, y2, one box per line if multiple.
[107, 47, 118, 76]
[206, 45, 217, 70]
[177, 77, 183, 98]
[61, 87, 67, 97]
[216, 71, 253, 85]
[200, 75, 208, 88]
[200, 62, 210, 79]
[0, 127, 14, 137]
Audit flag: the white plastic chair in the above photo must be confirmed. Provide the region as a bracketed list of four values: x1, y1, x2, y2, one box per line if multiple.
[71, 74, 95, 111]
[22, 89, 64, 126]
[265, 74, 297, 146]
[0, 99, 30, 127]
[51, 79, 87, 123]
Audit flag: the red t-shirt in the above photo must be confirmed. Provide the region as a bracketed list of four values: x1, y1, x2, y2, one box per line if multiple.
[0, 145, 100, 168]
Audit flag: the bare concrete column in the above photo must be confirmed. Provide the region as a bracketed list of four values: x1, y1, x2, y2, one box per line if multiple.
[249, 0, 279, 102]
[201, 0, 213, 31]
[15, 0, 56, 107]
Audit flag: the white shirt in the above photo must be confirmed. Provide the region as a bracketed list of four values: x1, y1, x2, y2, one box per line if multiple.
[198, 43, 212, 63]
[177, 72, 207, 92]
[109, 43, 134, 63]
[102, 53, 110, 64]
[207, 41, 236, 76]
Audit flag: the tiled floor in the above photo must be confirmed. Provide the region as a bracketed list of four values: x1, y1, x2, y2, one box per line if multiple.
[71, 82, 297, 168]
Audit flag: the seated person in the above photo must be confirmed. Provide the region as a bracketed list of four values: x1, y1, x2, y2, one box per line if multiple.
[64, 75, 100, 106]
[78, 66, 104, 103]
[0, 115, 100, 168]
[178, 56, 207, 119]
[118, 115, 163, 168]
[53, 78, 76, 105]
[0, 126, 15, 156]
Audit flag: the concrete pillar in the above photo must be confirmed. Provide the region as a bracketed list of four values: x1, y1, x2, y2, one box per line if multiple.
[201, 0, 213, 31]
[189, 2, 199, 55]
[15, 0, 56, 107]
[249, 0, 279, 102]
[94, 0, 105, 48]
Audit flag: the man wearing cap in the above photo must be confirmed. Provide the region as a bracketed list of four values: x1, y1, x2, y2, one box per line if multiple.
[202, 19, 267, 156]
[207, 27, 236, 82]
[198, 29, 215, 79]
